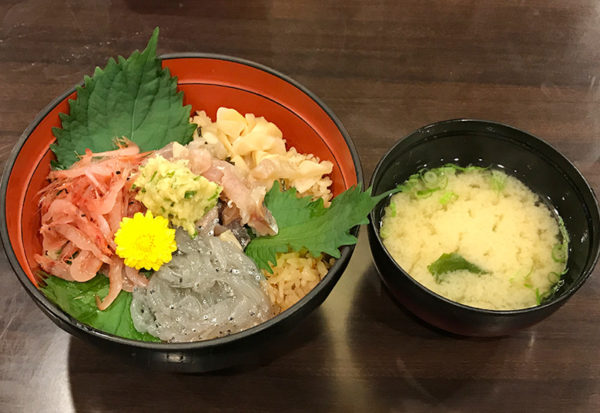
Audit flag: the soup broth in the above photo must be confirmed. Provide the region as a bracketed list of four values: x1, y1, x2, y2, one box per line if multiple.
[380, 165, 568, 310]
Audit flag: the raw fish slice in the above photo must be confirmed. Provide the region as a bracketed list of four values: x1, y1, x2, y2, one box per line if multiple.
[203, 159, 276, 235]
[168, 145, 277, 236]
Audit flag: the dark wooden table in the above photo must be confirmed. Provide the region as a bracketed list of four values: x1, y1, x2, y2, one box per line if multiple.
[1, 1, 599, 411]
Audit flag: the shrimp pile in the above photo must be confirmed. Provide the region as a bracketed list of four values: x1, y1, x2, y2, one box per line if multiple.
[35, 141, 149, 310]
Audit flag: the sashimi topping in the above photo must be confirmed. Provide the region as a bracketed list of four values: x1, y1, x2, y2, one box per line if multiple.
[35, 140, 149, 310]
[163, 142, 278, 236]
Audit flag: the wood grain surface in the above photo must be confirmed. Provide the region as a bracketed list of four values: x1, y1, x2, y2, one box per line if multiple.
[1, 1, 599, 412]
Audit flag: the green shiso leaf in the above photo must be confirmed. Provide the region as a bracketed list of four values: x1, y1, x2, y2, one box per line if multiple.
[427, 252, 488, 283]
[245, 181, 399, 272]
[40, 275, 160, 342]
[50, 27, 196, 169]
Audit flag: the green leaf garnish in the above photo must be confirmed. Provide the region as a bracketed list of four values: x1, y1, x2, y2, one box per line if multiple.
[50, 27, 196, 169]
[245, 181, 398, 272]
[40, 275, 160, 342]
[427, 252, 488, 283]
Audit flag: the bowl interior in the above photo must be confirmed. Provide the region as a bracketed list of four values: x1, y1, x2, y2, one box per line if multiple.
[370, 119, 600, 308]
[3, 55, 360, 294]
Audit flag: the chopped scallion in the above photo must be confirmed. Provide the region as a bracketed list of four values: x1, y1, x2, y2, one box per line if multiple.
[489, 170, 507, 192]
[389, 202, 397, 217]
[184, 190, 197, 199]
[439, 191, 458, 205]
[552, 243, 567, 263]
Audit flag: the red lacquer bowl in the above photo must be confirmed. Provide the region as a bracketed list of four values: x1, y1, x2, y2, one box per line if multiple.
[0, 54, 362, 372]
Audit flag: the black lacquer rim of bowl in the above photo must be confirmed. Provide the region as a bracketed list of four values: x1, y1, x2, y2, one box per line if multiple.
[368, 118, 600, 316]
[0, 53, 364, 351]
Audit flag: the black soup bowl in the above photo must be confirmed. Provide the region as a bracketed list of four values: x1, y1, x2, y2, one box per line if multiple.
[368, 119, 600, 336]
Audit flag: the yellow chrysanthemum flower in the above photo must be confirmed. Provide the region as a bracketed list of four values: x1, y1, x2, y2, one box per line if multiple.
[114, 211, 177, 271]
